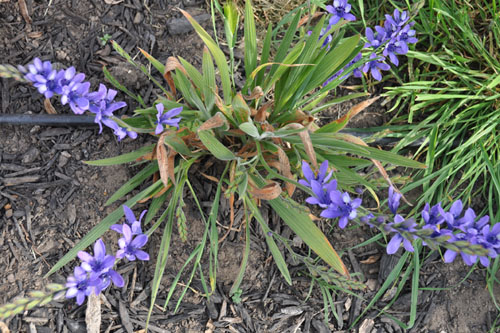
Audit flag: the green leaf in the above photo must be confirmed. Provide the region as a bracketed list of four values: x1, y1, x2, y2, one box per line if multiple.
[105, 163, 159, 206]
[246, 197, 292, 284]
[302, 34, 361, 93]
[239, 122, 260, 138]
[198, 130, 236, 160]
[45, 180, 163, 277]
[269, 196, 348, 276]
[84, 145, 154, 166]
[255, 23, 273, 87]
[243, 0, 257, 80]
[180, 9, 232, 103]
[202, 48, 216, 112]
[269, 10, 301, 79]
[139, 48, 165, 74]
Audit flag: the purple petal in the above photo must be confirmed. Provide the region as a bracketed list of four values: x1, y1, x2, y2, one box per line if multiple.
[338, 216, 348, 229]
[444, 249, 457, 263]
[110, 224, 124, 234]
[123, 205, 136, 225]
[108, 269, 124, 287]
[131, 234, 148, 248]
[155, 123, 164, 135]
[387, 234, 402, 254]
[94, 239, 106, 259]
[402, 238, 414, 252]
[66, 288, 78, 298]
[155, 103, 164, 114]
[302, 161, 314, 183]
[76, 293, 85, 305]
[77, 251, 93, 263]
[135, 250, 150, 261]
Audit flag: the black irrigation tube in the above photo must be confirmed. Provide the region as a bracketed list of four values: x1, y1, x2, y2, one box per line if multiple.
[0, 113, 426, 147]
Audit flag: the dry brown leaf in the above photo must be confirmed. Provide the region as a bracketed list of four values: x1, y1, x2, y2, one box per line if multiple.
[157, 132, 177, 187]
[163, 57, 186, 96]
[277, 147, 295, 196]
[360, 254, 381, 264]
[85, 293, 101, 333]
[27, 31, 43, 38]
[243, 86, 264, 100]
[286, 123, 317, 169]
[44, 98, 57, 114]
[18, 0, 31, 25]
[254, 102, 272, 122]
[249, 182, 282, 200]
[328, 96, 380, 129]
[198, 112, 228, 131]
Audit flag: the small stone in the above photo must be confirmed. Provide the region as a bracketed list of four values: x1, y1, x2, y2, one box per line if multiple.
[167, 13, 211, 35]
[7, 274, 15, 283]
[366, 279, 378, 291]
[22, 147, 40, 164]
[5, 209, 13, 218]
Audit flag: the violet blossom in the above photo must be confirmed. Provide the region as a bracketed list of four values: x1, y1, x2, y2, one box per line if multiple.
[325, 0, 356, 26]
[116, 224, 150, 261]
[155, 104, 182, 135]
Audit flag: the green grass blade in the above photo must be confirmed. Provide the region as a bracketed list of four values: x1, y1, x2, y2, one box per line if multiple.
[243, 0, 257, 81]
[84, 145, 154, 166]
[180, 9, 232, 103]
[246, 196, 292, 284]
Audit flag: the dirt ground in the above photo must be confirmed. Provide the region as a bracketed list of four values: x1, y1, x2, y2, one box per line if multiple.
[0, 0, 499, 332]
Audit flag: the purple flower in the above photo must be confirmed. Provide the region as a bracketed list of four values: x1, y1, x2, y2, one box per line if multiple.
[102, 118, 137, 141]
[362, 53, 390, 81]
[383, 41, 406, 66]
[116, 224, 150, 261]
[77, 239, 115, 276]
[299, 160, 333, 188]
[321, 191, 362, 228]
[155, 104, 182, 135]
[93, 269, 124, 294]
[388, 186, 401, 214]
[87, 84, 127, 133]
[54, 67, 85, 95]
[24, 58, 59, 99]
[398, 24, 418, 46]
[111, 205, 146, 235]
[384, 9, 409, 38]
[306, 179, 338, 208]
[477, 224, 500, 266]
[386, 215, 416, 254]
[60, 80, 91, 114]
[326, 0, 356, 26]
[365, 26, 387, 49]
[65, 266, 98, 306]
[439, 200, 465, 230]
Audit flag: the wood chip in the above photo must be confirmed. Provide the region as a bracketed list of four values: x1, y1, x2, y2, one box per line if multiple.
[18, 0, 32, 25]
[44, 98, 57, 114]
[85, 293, 101, 333]
[2, 175, 41, 186]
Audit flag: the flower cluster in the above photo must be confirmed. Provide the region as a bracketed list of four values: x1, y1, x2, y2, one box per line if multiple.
[300, 160, 362, 228]
[320, 2, 418, 83]
[19, 58, 135, 140]
[300, 161, 499, 267]
[363, 187, 499, 267]
[65, 205, 149, 305]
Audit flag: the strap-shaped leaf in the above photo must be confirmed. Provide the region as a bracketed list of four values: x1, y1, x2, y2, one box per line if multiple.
[84, 145, 155, 166]
[243, 0, 257, 80]
[198, 131, 236, 161]
[180, 9, 232, 103]
[270, 196, 348, 275]
[246, 197, 292, 285]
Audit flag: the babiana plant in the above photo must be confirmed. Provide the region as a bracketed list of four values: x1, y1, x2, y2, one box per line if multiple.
[0, 0, 496, 329]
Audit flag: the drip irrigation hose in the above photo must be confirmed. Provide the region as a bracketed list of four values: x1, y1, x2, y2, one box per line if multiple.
[0, 113, 426, 148]
[0, 114, 95, 126]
